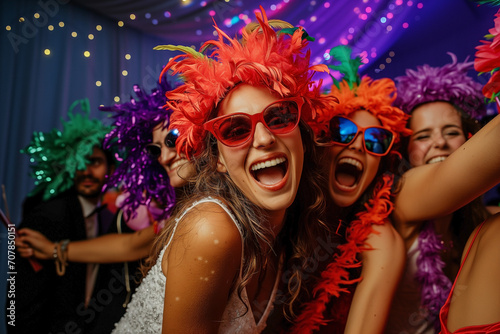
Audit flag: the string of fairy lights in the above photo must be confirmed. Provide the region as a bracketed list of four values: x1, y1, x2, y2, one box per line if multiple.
[5, 0, 423, 102]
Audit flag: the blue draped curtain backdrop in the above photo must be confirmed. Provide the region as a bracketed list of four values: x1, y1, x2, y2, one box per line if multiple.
[1, 1, 178, 330]
[1, 0, 498, 331]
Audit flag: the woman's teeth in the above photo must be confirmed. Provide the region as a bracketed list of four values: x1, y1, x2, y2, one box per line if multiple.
[251, 157, 286, 171]
[427, 156, 447, 164]
[338, 157, 362, 171]
[170, 159, 188, 170]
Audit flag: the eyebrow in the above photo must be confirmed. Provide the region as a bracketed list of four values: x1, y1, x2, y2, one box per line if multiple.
[411, 124, 462, 137]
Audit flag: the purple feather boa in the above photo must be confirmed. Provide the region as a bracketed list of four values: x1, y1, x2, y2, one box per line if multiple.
[415, 220, 452, 330]
[395, 52, 487, 120]
[100, 76, 178, 220]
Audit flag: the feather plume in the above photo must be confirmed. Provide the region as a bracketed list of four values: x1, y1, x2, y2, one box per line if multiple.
[328, 45, 363, 89]
[245, 19, 293, 35]
[153, 44, 204, 59]
[395, 52, 487, 119]
[279, 27, 315, 41]
[155, 6, 332, 159]
[475, 8, 500, 107]
[99, 75, 178, 220]
[22, 99, 111, 200]
[309, 45, 410, 152]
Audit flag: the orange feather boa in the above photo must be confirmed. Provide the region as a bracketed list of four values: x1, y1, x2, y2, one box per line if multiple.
[290, 174, 394, 333]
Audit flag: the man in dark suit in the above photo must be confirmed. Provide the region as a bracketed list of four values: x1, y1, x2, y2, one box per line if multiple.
[9, 100, 119, 334]
[12, 146, 116, 334]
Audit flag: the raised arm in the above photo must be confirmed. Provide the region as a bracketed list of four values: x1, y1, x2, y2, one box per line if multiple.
[344, 222, 406, 334]
[394, 114, 500, 224]
[161, 203, 242, 333]
[17, 225, 155, 263]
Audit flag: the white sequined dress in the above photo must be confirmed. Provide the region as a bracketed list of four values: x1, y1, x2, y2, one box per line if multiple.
[112, 197, 281, 333]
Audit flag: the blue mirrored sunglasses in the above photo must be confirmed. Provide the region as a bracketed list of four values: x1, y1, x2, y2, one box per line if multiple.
[316, 116, 395, 156]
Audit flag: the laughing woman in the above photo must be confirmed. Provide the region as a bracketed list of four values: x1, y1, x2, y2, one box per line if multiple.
[112, 8, 333, 334]
[291, 45, 408, 334]
[385, 53, 493, 334]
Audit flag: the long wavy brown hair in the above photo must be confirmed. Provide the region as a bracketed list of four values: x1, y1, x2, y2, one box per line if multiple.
[141, 119, 328, 318]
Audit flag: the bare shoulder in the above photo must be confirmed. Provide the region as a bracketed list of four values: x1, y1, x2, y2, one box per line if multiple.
[477, 213, 500, 253]
[486, 205, 500, 215]
[164, 200, 243, 270]
[179, 200, 242, 244]
[366, 222, 404, 251]
[161, 200, 245, 330]
[363, 222, 405, 265]
[459, 213, 500, 269]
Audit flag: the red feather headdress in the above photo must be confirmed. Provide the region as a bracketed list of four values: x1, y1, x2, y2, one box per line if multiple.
[316, 77, 411, 145]
[155, 7, 334, 158]
[309, 46, 411, 153]
[476, 7, 500, 108]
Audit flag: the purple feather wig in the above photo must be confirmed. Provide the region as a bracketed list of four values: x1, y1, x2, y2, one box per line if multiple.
[395, 53, 487, 120]
[100, 77, 178, 220]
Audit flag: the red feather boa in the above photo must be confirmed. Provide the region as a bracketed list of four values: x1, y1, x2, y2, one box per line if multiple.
[290, 174, 394, 333]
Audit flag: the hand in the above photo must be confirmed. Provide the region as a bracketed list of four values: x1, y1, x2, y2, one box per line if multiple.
[16, 228, 56, 260]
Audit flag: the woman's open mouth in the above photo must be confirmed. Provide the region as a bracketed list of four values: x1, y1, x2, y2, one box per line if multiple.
[335, 157, 363, 190]
[250, 156, 288, 187]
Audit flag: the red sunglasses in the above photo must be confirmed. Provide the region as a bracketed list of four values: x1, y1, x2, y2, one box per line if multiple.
[203, 97, 304, 147]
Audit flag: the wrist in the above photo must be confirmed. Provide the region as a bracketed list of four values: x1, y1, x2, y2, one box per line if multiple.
[52, 242, 59, 260]
[60, 239, 70, 255]
[53, 239, 70, 276]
